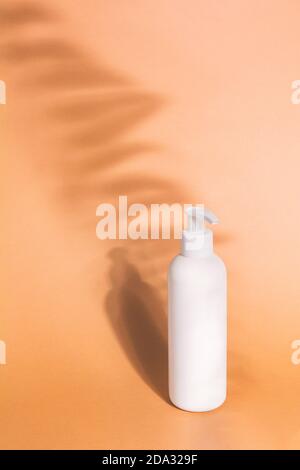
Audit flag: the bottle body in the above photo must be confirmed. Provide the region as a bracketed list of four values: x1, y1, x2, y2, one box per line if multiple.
[168, 253, 227, 412]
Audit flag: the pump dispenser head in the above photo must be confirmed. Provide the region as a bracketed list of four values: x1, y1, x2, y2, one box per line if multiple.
[182, 205, 219, 257]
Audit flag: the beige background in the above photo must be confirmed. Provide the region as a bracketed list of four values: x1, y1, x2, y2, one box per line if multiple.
[1, 0, 300, 449]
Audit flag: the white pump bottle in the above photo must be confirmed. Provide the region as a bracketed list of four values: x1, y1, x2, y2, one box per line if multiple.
[168, 206, 227, 412]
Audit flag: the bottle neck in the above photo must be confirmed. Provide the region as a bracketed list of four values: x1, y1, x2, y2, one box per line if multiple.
[181, 229, 213, 258]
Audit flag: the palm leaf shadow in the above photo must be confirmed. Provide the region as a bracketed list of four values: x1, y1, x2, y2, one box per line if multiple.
[0, 1, 189, 404]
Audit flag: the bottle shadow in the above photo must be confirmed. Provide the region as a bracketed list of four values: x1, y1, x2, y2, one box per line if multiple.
[105, 248, 170, 404]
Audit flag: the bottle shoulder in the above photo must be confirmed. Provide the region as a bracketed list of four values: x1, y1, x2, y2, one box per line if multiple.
[213, 253, 227, 272]
[168, 253, 226, 281]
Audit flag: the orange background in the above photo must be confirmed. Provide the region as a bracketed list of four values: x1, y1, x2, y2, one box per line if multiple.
[1, 0, 300, 449]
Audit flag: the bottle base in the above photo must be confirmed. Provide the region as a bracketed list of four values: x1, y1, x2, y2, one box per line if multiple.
[170, 396, 226, 413]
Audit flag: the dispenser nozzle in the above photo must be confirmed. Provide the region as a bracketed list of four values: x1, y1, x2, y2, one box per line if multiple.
[186, 206, 219, 232]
